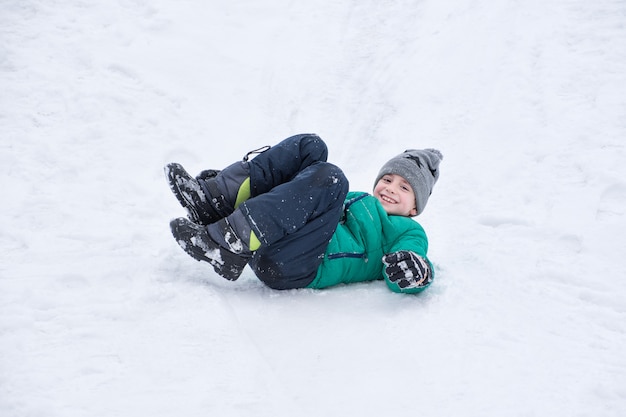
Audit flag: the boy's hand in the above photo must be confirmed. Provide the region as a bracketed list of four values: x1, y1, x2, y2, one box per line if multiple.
[383, 251, 432, 289]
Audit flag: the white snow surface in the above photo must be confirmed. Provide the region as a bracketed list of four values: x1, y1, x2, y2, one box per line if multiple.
[2, 1, 626, 416]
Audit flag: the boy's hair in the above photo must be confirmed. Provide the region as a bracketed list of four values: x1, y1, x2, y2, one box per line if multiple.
[374, 148, 443, 216]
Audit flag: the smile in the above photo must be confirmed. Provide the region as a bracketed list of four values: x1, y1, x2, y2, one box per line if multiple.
[380, 195, 396, 204]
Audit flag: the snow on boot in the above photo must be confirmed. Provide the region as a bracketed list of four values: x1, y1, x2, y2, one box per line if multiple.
[206, 211, 257, 256]
[165, 163, 222, 225]
[170, 217, 249, 281]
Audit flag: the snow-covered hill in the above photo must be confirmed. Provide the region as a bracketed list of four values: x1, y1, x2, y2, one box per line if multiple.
[2, 1, 625, 416]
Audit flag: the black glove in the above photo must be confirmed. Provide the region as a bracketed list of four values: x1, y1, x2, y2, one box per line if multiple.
[383, 250, 432, 289]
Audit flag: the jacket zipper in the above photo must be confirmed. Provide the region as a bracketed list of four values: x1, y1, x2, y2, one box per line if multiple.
[327, 253, 367, 261]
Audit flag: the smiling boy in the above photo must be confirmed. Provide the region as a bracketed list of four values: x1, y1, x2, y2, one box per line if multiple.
[166, 133, 442, 294]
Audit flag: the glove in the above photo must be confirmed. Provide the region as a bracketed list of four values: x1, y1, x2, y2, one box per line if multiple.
[383, 250, 432, 289]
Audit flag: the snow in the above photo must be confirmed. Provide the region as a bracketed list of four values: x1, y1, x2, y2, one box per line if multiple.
[2, 0, 626, 416]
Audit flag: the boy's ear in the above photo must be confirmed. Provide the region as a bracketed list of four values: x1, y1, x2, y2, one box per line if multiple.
[410, 207, 418, 216]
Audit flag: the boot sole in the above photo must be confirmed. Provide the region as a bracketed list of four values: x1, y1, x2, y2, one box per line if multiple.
[165, 163, 204, 224]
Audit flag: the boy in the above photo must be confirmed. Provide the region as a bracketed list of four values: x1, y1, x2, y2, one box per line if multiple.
[166, 133, 442, 294]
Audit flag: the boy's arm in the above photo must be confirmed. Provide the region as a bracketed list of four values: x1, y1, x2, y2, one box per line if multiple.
[382, 221, 434, 294]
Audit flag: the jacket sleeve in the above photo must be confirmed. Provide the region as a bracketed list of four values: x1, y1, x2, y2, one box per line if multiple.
[382, 220, 434, 294]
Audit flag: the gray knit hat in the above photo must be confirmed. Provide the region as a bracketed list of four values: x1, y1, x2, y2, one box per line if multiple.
[374, 148, 443, 216]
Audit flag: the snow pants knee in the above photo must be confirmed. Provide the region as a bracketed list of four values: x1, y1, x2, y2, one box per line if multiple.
[240, 134, 349, 289]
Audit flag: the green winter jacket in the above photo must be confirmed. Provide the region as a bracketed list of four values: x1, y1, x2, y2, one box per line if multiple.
[307, 191, 434, 294]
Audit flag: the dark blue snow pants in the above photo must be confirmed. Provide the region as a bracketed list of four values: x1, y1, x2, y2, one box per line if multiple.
[240, 134, 349, 290]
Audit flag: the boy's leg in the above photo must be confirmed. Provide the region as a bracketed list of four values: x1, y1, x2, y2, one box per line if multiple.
[246, 133, 328, 196]
[205, 132, 329, 217]
[165, 133, 327, 225]
[243, 161, 349, 289]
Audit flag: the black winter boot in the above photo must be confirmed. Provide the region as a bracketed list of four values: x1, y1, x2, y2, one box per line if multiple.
[165, 161, 251, 225]
[202, 160, 251, 217]
[165, 163, 222, 225]
[170, 217, 249, 281]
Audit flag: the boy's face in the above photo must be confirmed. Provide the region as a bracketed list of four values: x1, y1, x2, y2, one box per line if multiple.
[373, 174, 418, 217]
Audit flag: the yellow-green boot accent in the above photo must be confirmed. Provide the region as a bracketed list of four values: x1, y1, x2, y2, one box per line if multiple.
[234, 177, 251, 208]
[249, 230, 261, 251]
